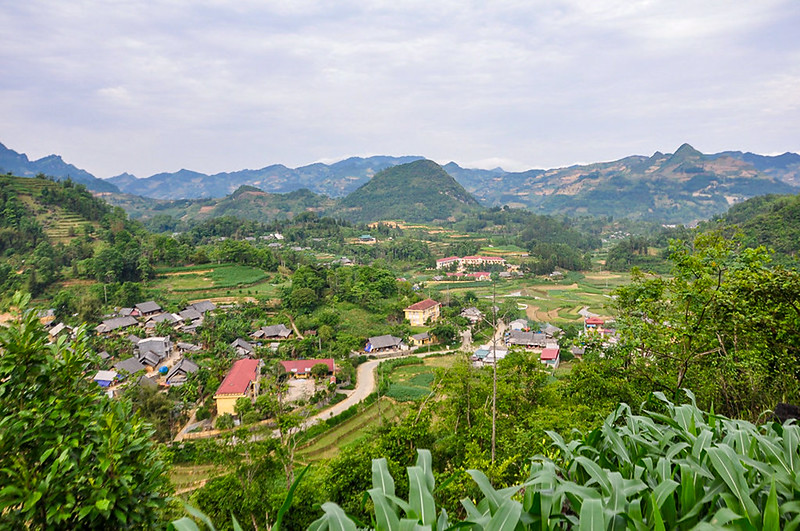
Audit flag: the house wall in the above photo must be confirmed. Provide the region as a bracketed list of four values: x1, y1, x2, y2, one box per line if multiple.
[405, 305, 440, 326]
[215, 395, 243, 416]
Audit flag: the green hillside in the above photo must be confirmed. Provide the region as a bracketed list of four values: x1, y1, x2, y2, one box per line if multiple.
[702, 192, 800, 260]
[103, 186, 334, 224]
[333, 159, 481, 223]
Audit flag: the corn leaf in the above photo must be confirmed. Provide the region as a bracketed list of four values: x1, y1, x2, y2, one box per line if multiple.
[408, 466, 436, 526]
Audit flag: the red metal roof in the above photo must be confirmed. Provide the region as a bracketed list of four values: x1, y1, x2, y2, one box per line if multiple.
[540, 347, 560, 361]
[215, 359, 260, 396]
[585, 317, 605, 325]
[436, 256, 460, 263]
[405, 298, 440, 311]
[462, 255, 504, 261]
[280, 358, 335, 374]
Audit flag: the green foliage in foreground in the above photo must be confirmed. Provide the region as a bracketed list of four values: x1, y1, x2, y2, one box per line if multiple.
[0, 293, 171, 529]
[307, 391, 800, 530]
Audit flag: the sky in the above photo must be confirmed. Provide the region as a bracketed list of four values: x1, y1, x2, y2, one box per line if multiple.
[1, 0, 799, 178]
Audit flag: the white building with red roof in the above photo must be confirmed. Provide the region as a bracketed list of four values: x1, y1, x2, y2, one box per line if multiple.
[279, 358, 335, 378]
[540, 347, 560, 369]
[404, 298, 441, 326]
[436, 255, 506, 270]
[214, 358, 262, 416]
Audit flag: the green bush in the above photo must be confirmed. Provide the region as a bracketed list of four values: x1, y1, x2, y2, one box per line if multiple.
[215, 413, 235, 430]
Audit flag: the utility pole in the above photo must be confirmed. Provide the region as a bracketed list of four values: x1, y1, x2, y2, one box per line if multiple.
[491, 278, 498, 464]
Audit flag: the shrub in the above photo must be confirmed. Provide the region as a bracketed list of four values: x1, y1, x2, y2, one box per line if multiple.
[215, 413, 235, 430]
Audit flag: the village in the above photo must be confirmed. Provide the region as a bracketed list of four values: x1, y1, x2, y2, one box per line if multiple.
[36, 249, 617, 441]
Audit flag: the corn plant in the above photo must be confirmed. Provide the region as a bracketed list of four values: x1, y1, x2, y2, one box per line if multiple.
[308, 391, 800, 530]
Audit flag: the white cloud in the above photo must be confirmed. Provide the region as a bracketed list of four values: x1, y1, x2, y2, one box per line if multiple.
[0, 0, 798, 177]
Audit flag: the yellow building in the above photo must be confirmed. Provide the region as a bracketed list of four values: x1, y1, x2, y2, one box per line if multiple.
[404, 298, 441, 326]
[214, 358, 261, 416]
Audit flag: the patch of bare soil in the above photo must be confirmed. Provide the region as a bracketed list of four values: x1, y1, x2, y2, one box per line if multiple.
[60, 279, 96, 287]
[161, 269, 213, 276]
[533, 283, 578, 291]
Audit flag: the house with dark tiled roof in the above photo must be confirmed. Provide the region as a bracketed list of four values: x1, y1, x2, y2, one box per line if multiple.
[178, 308, 203, 323]
[135, 301, 162, 316]
[231, 338, 255, 358]
[166, 358, 200, 386]
[366, 335, 405, 353]
[251, 324, 292, 340]
[188, 300, 216, 314]
[96, 316, 138, 334]
[114, 357, 146, 375]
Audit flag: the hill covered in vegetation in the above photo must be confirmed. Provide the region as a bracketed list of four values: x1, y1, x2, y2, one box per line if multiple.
[702, 192, 800, 260]
[101, 186, 335, 225]
[332, 159, 481, 223]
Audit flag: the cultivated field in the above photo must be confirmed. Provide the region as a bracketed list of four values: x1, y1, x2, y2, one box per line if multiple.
[149, 263, 286, 303]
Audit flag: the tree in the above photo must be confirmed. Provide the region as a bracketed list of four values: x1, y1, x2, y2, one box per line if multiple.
[612, 232, 800, 418]
[234, 396, 253, 417]
[0, 293, 171, 528]
[310, 362, 330, 379]
[430, 322, 457, 345]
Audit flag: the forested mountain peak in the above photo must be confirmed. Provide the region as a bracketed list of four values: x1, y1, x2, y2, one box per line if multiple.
[334, 159, 481, 223]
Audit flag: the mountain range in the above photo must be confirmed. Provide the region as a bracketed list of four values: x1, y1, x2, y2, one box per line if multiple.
[3, 140, 799, 223]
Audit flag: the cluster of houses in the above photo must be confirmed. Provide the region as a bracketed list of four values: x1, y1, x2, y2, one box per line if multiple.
[467, 317, 565, 369]
[213, 320, 337, 419]
[95, 300, 215, 335]
[213, 356, 338, 417]
[87, 300, 218, 392]
[37, 300, 216, 393]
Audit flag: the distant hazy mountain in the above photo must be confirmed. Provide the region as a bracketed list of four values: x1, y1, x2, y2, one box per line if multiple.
[0, 142, 119, 193]
[709, 151, 800, 186]
[333, 159, 481, 223]
[109, 156, 424, 199]
[4, 139, 800, 224]
[469, 143, 797, 222]
[102, 186, 334, 224]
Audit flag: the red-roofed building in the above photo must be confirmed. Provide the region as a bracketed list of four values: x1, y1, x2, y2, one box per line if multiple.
[436, 255, 506, 270]
[435, 257, 461, 269]
[584, 316, 605, 332]
[461, 256, 506, 267]
[280, 358, 335, 378]
[214, 358, 262, 416]
[540, 347, 560, 369]
[404, 298, 441, 326]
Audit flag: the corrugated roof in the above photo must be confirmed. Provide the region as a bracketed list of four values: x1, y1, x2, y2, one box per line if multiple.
[135, 301, 162, 314]
[540, 347, 560, 361]
[368, 335, 403, 349]
[215, 359, 260, 396]
[280, 358, 334, 374]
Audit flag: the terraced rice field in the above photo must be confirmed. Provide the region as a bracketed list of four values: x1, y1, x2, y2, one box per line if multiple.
[296, 398, 405, 462]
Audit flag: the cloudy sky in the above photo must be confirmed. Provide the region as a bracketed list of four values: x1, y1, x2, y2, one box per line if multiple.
[1, 0, 799, 178]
